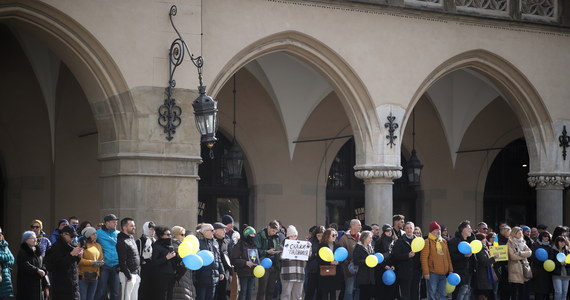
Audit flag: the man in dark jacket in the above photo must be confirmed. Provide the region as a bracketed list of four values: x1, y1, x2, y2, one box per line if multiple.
[392, 221, 421, 300]
[196, 223, 225, 300]
[496, 225, 511, 300]
[448, 220, 474, 300]
[255, 220, 281, 300]
[44, 225, 83, 300]
[116, 217, 140, 300]
[214, 222, 232, 300]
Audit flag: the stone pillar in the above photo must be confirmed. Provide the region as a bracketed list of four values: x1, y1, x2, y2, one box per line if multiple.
[528, 175, 570, 230]
[355, 166, 402, 226]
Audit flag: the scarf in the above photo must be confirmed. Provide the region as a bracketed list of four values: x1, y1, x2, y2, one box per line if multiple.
[510, 237, 527, 252]
[428, 233, 444, 255]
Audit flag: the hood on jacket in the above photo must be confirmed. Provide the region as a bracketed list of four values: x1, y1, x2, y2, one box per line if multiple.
[142, 221, 155, 237]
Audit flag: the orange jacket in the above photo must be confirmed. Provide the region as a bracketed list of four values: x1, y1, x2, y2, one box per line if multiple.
[420, 237, 453, 275]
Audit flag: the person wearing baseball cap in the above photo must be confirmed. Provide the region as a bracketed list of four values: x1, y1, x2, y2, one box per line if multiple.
[45, 225, 83, 299]
[95, 214, 120, 300]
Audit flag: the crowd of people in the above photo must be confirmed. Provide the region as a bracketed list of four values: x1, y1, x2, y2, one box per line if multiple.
[0, 213, 568, 300]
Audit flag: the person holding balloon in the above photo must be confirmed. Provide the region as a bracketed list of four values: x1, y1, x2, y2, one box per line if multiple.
[448, 220, 475, 300]
[230, 226, 258, 300]
[148, 226, 179, 300]
[373, 224, 397, 300]
[351, 230, 376, 300]
[392, 221, 422, 300]
[172, 226, 196, 300]
[195, 223, 225, 300]
[420, 221, 453, 300]
[507, 226, 532, 300]
[530, 231, 552, 300]
[316, 228, 343, 300]
[338, 219, 362, 300]
[472, 233, 498, 300]
[550, 236, 570, 300]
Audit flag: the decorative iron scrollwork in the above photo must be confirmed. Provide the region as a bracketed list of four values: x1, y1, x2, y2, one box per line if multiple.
[384, 113, 398, 148]
[560, 125, 570, 160]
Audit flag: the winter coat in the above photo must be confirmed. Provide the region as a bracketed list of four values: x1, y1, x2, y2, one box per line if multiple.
[254, 228, 282, 269]
[195, 238, 224, 286]
[507, 237, 532, 284]
[116, 232, 140, 280]
[0, 240, 14, 297]
[474, 246, 496, 291]
[231, 237, 257, 278]
[96, 227, 119, 267]
[78, 241, 103, 279]
[37, 233, 51, 256]
[338, 232, 359, 261]
[549, 246, 570, 276]
[305, 237, 320, 274]
[44, 237, 81, 300]
[172, 239, 195, 300]
[353, 243, 375, 286]
[530, 243, 552, 294]
[49, 229, 61, 245]
[448, 232, 475, 284]
[17, 243, 46, 300]
[150, 238, 178, 278]
[420, 235, 453, 276]
[216, 235, 233, 279]
[392, 234, 420, 280]
[316, 243, 343, 291]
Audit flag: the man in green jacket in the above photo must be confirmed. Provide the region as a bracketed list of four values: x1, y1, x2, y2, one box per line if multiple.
[255, 220, 281, 300]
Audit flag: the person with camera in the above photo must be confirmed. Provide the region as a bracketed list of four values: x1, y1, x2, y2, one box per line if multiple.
[149, 226, 179, 300]
[116, 218, 140, 300]
[79, 227, 104, 300]
[44, 225, 83, 300]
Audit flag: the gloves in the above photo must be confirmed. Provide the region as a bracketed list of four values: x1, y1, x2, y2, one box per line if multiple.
[92, 260, 105, 267]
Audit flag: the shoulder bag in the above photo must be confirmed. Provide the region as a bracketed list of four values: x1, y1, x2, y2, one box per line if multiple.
[521, 259, 532, 279]
[320, 265, 336, 276]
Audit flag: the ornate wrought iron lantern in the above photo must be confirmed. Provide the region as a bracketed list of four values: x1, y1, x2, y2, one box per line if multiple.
[406, 110, 423, 186]
[225, 75, 244, 179]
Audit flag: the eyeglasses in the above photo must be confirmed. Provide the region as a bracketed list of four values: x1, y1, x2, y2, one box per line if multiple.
[31, 226, 40, 229]
[332, 234, 338, 237]
[164, 233, 172, 236]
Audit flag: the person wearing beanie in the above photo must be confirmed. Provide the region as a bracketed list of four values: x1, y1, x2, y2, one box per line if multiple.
[448, 220, 474, 300]
[374, 224, 398, 299]
[78, 226, 104, 300]
[17, 230, 48, 300]
[420, 221, 453, 300]
[521, 225, 533, 249]
[231, 226, 257, 300]
[280, 225, 306, 300]
[49, 219, 70, 245]
[30, 219, 51, 257]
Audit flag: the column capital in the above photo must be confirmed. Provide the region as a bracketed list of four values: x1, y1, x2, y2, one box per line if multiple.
[354, 165, 402, 181]
[528, 174, 570, 190]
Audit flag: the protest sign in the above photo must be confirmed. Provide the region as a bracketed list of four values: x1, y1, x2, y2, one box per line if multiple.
[489, 245, 509, 262]
[282, 239, 311, 261]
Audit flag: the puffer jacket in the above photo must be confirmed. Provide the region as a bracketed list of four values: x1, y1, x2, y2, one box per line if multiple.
[172, 239, 195, 300]
[507, 237, 532, 283]
[420, 235, 453, 276]
[116, 232, 140, 280]
[195, 238, 224, 286]
[0, 240, 14, 298]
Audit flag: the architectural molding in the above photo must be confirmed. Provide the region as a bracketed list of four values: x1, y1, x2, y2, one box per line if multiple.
[354, 165, 403, 181]
[527, 175, 570, 189]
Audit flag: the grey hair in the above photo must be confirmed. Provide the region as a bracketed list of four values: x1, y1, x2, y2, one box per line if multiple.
[404, 221, 415, 229]
[350, 219, 361, 227]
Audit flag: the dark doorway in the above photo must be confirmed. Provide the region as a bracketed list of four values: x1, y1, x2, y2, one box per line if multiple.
[484, 139, 536, 229]
[198, 132, 249, 229]
[0, 166, 3, 228]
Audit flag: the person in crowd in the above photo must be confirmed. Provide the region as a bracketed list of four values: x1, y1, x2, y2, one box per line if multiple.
[352, 230, 375, 300]
[393, 221, 422, 300]
[172, 225, 195, 300]
[44, 225, 82, 300]
[537, 224, 548, 234]
[530, 227, 539, 244]
[116, 217, 140, 300]
[496, 225, 511, 299]
[485, 231, 496, 248]
[136, 221, 155, 300]
[214, 222, 232, 300]
[421, 221, 453, 300]
[17, 231, 48, 300]
[78, 227, 104, 300]
[531, 231, 552, 300]
[149, 226, 179, 300]
[196, 223, 225, 300]
[507, 226, 532, 299]
[339, 219, 361, 300]
[255, 220, 281, 300]
[441, 225, 450, 242]
[448, 220, 474, 300]
[392, 215, 405, 240]
[222, 215, 240, 247]
[0, 227, 14, 299]
[552, 226, 568, 245]
[521, 226, 533, 248]
[550, 235, 570, 300]
[221, 215, 240, 300]
[374, 224, 397, 299]
[472, 233, 498, 300]
[371, 224, 380, 243]
[279, 225, 306, 300]
[305, 225, 325, 300]
[69, 217, 80, 232]
[31, 219, 51, 256]
[413, 227, 423, 238]
[317, 228, 342, 300]
[231, 226, 257, 300]
[49, 219, 70, 244]
[78, 221, 93, 239]
[95, 214, 120, 300]
[475, 222, 489, 235]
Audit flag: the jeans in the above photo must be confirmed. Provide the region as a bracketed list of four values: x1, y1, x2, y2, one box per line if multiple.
[280, 280, 303, 300]
[238, 276, 254, 300]
[343, 276, 354, 300]
[553, 276, 570, 300]
[119, 273, 140, 300]
[427, 273, 447, 300]
[80, 280, 98, 300]
[96, 265, 120, 300]
[196, 284, 216, 300]
[452, 281, 471, 300]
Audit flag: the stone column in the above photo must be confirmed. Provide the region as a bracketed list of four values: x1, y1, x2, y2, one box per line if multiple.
[355, 166, 402, 226]
[528, 175, 570, 230]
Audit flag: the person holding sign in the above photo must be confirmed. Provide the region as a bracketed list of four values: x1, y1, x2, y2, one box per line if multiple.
[231, 226, 258, 300]
[550, 236, 570, 300]
[420, 221, 453, 300]
[507, 226, 532, 300]
[279, 225, 306, 300]
[317, 228, 342, 300]
[473, 233, 499, 300]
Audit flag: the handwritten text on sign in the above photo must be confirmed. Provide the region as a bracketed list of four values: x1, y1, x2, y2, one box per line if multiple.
[282, 239, 311, 261]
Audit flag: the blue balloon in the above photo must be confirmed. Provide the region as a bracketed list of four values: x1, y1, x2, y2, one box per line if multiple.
[535, 248, 548, 262]
[183, 254, 203, 270]
[557, 252, 566, 263]
[197, 250, 214, 266]
[458, 241, 472, 255]
[447, 272, 461, 286]
[261, 258, 273, 269]
[374, 253, 384, 264]
[334, 247, 349, 262]
[382, 269, 396, 285]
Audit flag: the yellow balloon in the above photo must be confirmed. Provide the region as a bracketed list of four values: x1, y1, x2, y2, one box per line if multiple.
[544, 259, 555, 272]
[470, 240, 483, 254]
[566, 254, 570, 264]
[319, 247, 334, 262]
[446, 282, 456, 294]
[365, 255, 378, 268]
[411, 237, 425, 253]
[253, 265, 265, 278]
[178, 241, 194, 258]
[184, 235, 200, 254]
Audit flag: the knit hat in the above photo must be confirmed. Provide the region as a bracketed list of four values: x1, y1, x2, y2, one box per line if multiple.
[213, 222, 225, 230]
[429, 221, 441, 233]
[521, 225, 531, 232]
[22, 231, 36, 243]
[286, 225, 298, 237]
[31, 219, 43, 230]
[382, 224, 393, 233]
[243, 226, 256, 237]
[221, 215, 234, 225]
[82, 227, 97, 239]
